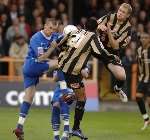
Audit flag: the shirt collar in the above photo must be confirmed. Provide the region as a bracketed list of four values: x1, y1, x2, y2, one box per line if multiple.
[40, 30, 52, 40]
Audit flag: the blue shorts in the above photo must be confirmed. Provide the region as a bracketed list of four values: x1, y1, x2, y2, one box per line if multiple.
[23, 59, 49, 89]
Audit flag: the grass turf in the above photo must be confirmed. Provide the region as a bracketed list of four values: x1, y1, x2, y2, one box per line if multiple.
[0, 107, 150, 140]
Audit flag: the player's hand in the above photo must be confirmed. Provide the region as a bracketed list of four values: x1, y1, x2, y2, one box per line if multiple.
[81, 68, 89, 78]
[97, 24, 107, 32]
[51, 41, 57, 48]
[106, 23, 111, 33]
[48, 59, 58, 69]
[61, 93, 76, 105]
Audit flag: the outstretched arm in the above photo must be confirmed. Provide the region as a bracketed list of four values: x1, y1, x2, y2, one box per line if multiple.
[38, 41, 57, 62]
[38, 35, 69, 62]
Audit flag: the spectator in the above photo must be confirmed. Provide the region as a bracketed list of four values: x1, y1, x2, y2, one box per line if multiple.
[34, 0, 45, 17]
[5, 18, 28, 43]
[9, 35, 28, 75]
[19, 14, 31, 37]
[146, 21, 150, 34]
[138, 10, 148, 25]
[99, 1, 112, 17]
[18, 0, 25, 15]
[78, 17, 87, 28]
[31, 8, 41, 25]
[60, 13, 69, 26]
[32, 16, 43, 34]
[48, 8, 58, 19]
[0, 13, 10, 40]
[122, 47, 134, 99]
[57, 2, 67, 14]
[8, 4, 18, 22]
[0, 26, 5, 57]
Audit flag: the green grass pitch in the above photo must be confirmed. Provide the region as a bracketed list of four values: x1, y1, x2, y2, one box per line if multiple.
[0, 107, 150, 140]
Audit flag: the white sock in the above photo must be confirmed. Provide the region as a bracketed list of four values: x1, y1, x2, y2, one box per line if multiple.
[18, 116, 26, 125]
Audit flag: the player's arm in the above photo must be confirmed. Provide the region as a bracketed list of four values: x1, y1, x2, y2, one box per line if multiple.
[90, 34, 119, 62]
[38, 41, 58, 61]
[91, 34, 110, 56]
[116, 26, 131, 49]
[106, 23, 119, 49]
[38, 35, 69, 62]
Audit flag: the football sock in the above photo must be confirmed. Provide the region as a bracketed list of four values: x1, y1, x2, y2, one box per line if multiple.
[51, 106, 60, 140]
[61, 101, 70, 135]
[115, 80, 125, 89]
[136, 97, 149, 121]
[17, 101, 31, 130]
[73, 101, 86, 130]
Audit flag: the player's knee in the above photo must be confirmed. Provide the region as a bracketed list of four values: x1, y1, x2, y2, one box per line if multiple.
[136, 95, 143, 102]
[115, 69, 126, 81]
[24, 86, 36, 102]
[52, 101, 60, 107]
[108, 64, 126, 80]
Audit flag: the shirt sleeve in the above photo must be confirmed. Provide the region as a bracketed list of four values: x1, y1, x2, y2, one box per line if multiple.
[91, 34, 104, 54]
[53, 33, 64, 43]
[117, 26, 131, 48]
[90, 34, 112, 59]
[29, 37, 42, 57]
[97, 13, 111, 25]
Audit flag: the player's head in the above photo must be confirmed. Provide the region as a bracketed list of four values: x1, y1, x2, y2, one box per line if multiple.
[117, 3, 132, 21]
[140, 34, 150, 48]
[44, 18, 59, 36]
[63, 25, 78, 36]
[85, 18, 98, 32]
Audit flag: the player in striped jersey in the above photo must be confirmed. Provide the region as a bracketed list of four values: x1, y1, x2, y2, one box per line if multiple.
[39, 19, 119, 139]
[97, 3, 132, 102]
[136, 33, 150, 130]
[57, 19, 122, 139]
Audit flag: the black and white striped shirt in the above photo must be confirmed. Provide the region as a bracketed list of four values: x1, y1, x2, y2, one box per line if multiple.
[58, 29, 109, 75]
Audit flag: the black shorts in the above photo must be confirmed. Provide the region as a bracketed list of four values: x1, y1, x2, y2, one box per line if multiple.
[63, 72, 84, 89]
[98, 54, 122, 68]
[137, 81, 150, 96]
[94, 50, 122, 67]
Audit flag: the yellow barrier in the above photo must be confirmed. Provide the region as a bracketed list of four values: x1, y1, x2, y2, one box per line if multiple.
[0, 57, 98, 82]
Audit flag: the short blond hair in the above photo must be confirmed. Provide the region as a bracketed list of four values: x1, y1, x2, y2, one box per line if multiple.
[121, 3, 132, 15]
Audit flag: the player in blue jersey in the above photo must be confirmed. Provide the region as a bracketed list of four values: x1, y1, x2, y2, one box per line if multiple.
[51, 70, 75, 140]
[13, 18, 63, 140]
[51, 69, 89, 140]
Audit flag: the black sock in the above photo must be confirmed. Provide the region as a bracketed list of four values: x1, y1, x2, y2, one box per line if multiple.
[136, 97, 149, 121]
[73, 101, 86, 130]
[115, 80, 125, 89]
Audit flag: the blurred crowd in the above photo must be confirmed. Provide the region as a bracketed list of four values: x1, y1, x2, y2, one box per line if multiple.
[0, 0, 150, 97]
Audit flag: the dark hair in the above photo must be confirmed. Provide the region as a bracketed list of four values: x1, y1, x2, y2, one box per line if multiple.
[85, 18, 98, 32]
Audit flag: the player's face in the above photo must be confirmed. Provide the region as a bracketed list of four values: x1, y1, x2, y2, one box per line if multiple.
[140, 35, 150, 48]
[44, 22, 58, 36]
[117, 6, 129, 21]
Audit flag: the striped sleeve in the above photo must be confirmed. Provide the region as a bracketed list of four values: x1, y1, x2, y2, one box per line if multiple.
[91, 34, 111, 58]
[117, 26, 131, 48]
[97, 13, 111, 25]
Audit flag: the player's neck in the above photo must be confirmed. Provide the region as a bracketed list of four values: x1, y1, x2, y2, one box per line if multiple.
[41, 30, 52, 40]
[42, 29, 50, 37]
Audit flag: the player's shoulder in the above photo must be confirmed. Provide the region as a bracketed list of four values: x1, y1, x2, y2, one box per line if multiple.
[127, 20, 131, 27]
[30, 31, 42, 42]
[52, 32, 62, 37]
